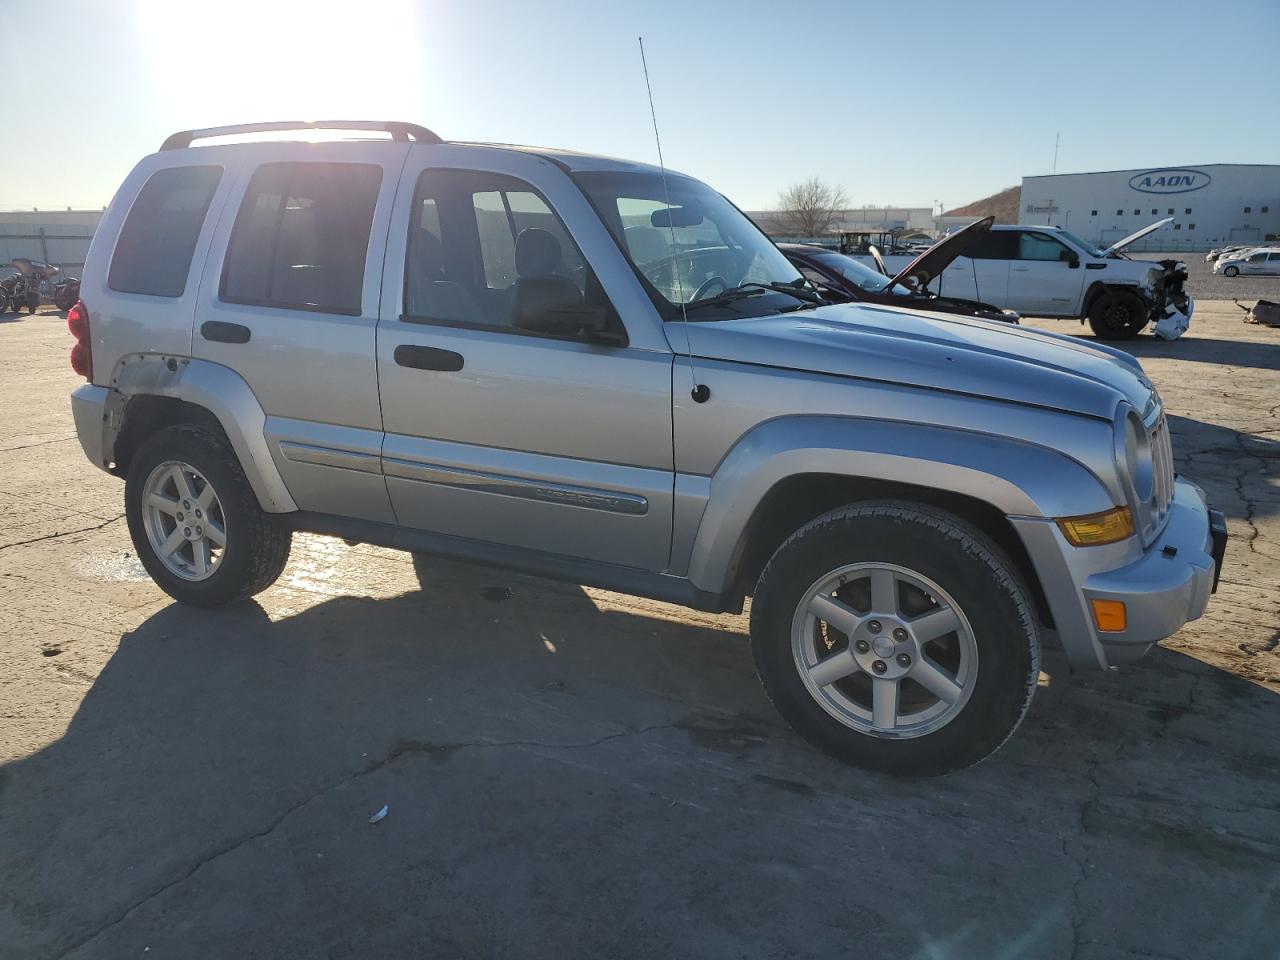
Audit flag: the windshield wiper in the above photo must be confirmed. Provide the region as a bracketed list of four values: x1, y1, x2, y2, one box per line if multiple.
[683, 287, 767, 312]
[735, 279, 826, 304]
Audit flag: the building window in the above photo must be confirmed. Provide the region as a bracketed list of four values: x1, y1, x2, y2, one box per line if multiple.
[1151, 208, 1158, 215]
[1116, 209, 1123, 216]
[1167, 208, 1174, 215]
[1173, 223, 1181, 230]
[1188, 224, 1195, 231]
[1091, 210, 1097, 217]
[1133, 209, 1140, 215]
[1185, 208, 1192, 215]
[1264, 206, 1270, 213]
[1244, 206, 1251, 214]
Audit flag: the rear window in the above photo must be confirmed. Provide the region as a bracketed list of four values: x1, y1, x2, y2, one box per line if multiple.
[108, 165, 222, 297]
[221, 162, 381, 316]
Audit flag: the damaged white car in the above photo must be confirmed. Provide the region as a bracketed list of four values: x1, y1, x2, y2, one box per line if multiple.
[867, 218, 1193, 341]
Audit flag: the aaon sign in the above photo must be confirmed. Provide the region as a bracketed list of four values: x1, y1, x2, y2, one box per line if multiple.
[1128, 168, 1211, 195]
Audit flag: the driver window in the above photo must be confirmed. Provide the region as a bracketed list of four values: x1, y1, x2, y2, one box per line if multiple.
[1016, 232, 1070, 261]
[404, 169, 609, 336]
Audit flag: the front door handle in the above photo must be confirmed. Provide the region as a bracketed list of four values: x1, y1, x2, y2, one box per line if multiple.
[394, 344, 464, 371]
[200, 321, 251, 344]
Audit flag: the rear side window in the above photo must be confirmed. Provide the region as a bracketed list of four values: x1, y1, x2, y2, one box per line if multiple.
[109, 165, 222, 297]
[221, 162, 381, 316]
[963, 232, 1017, 260]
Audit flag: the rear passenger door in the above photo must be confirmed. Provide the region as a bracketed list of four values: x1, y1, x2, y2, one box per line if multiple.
[193, 143, 408, 523]
[376, 149, 675, 572]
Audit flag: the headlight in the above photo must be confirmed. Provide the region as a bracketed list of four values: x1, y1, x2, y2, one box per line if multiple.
[1116, 407, 1157, 506]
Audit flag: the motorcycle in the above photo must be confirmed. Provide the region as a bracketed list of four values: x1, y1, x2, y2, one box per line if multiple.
[7, 258, 55, 314]
[52, 276, 80, 311]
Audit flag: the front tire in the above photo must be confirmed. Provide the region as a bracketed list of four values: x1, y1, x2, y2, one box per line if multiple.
[125, 424, 292, 606]
[1087, 289, 1148, 339]
[1223, 266, 1239, 277]
[749, 501, 1040, 776]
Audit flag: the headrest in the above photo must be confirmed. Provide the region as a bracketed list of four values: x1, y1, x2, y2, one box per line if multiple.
[415, 229, 445, 279]
[515, 228, 562, 277]
[624, 226, 669, 266]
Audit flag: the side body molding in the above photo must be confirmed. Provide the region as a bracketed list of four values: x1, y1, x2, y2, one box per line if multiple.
[106, 355, 298, 513]
[684, 416, 1115, 594]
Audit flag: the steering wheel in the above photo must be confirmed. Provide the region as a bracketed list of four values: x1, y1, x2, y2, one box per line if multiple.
[690, 276, 728, 302]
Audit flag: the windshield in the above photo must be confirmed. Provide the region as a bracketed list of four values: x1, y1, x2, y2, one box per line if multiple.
[812, 252, 896, 293]
[1057, 229, 1101, 257]
[572, 170, 809, 320]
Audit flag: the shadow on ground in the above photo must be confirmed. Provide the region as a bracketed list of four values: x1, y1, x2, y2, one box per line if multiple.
[2, 557, 1278, 959]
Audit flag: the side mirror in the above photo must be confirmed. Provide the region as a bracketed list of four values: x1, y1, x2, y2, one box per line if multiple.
[1059, 249, 1080, 268]
[519, 303, 624, 344]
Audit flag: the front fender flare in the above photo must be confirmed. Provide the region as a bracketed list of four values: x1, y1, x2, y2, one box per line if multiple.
[107, 354, 297, 513]
[685, 415, 1114, 594]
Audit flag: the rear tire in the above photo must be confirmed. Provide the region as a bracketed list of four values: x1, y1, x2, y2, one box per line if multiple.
[125, 424, 291, 607]
[749, 501, 1040, 776]
[1087, 289, 1148, 339]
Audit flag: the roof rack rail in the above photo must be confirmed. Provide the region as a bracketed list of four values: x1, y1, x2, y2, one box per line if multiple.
[159, 120, 444, 151]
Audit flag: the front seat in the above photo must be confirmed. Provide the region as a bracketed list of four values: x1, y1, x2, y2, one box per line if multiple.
[510, 227, 582, 330]
[406, 228, 485, 325]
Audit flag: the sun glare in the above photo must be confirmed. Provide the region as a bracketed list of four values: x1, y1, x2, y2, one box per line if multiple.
[134, 0, 420, 125]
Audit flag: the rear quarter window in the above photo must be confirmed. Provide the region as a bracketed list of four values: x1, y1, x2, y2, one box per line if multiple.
[108, 165, 223, 297]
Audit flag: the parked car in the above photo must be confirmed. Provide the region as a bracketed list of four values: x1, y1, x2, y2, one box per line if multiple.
[1213, 248, 1280, 277]
[1205, 244, 1252, 263]
[69, 120, 1226, 775]
[862, 220, 1192, 340]
[781, 218, 1019, 323]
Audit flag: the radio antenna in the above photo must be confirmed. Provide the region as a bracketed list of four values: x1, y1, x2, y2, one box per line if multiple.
[639, 36, 708, 403]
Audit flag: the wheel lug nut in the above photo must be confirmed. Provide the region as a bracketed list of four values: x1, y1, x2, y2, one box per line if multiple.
[893, 628, 908, 642]
[195, 526, 203, 536]
[897, 653, 912, 667]
[872, 660, 887, 674]
[176, 512, 183, 520]
[868, 620, 882, 633]
[183, 527, 191, 537]
[183, 500, 191, 510]
[855, 639, 871, 654]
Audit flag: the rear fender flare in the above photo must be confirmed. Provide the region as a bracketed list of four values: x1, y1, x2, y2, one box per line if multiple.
[106, 354, 297, 513]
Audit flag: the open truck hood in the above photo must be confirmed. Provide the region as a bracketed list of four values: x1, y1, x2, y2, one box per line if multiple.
[681, 300, 1152, 421]
[1100, 217, 1173, 257]
[889, 216, 994, 289]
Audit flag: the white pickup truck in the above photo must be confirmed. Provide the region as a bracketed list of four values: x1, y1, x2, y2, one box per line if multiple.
[865, 219, 1192, 340]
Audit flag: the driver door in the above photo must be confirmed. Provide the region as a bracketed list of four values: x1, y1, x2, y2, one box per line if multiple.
[376, 150, 676, 571]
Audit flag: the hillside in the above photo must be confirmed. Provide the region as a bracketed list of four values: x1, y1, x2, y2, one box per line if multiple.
[943, 185, 1020, 224]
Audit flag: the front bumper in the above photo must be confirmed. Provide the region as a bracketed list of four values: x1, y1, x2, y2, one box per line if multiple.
[1083, 480, 1220, 665]
[1012, 478, 1222, 670]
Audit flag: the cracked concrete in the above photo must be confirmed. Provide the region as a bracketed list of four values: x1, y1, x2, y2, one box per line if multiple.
[0, 302, 1277, 959]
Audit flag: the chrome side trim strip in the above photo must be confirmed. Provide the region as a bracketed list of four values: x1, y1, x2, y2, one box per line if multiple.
[381, 456, 648, 516]
[278, 441, 383, 475]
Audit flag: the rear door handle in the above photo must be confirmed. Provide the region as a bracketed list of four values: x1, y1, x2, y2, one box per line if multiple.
[200, 321, 251, 344]
[394, 344, 464, 371]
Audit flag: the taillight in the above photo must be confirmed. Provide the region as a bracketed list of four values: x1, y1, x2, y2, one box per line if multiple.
[67, 300, 92, 380]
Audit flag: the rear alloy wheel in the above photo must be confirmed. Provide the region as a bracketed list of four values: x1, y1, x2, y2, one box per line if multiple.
[750, 501, 1040, 775]
[1222, 266, 1239, 277]
[126, 424, 291, 606]
[1087, 289, 1148, 340]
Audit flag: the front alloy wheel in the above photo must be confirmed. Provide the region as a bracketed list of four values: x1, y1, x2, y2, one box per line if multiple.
[792, 563, 977, 738]
[750, 501, 1041, 775]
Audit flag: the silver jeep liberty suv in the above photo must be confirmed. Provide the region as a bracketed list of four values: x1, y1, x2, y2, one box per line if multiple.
[68, 121, 1227, 775]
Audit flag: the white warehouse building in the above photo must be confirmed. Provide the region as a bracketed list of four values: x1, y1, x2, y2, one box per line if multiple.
[1018, 164, 1279, 252]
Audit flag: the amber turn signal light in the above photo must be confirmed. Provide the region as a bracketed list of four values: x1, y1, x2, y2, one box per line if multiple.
[1090, 599, 1127, 632]
[1056, 507, 1134, 547]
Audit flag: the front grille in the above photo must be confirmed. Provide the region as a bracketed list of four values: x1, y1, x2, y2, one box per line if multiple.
[1143, 412, 1176, 542]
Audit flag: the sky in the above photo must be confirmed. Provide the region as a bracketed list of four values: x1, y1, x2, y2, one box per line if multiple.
[2, 0, 1276, 212]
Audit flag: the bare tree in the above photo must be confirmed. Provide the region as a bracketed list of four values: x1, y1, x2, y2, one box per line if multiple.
[774, 177, 849, 236]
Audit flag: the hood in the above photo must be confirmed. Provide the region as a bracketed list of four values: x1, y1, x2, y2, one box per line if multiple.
[682, 302, 1152, 420]
[890, 216, 994, 288]
[1100, 217, 1173, 257]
